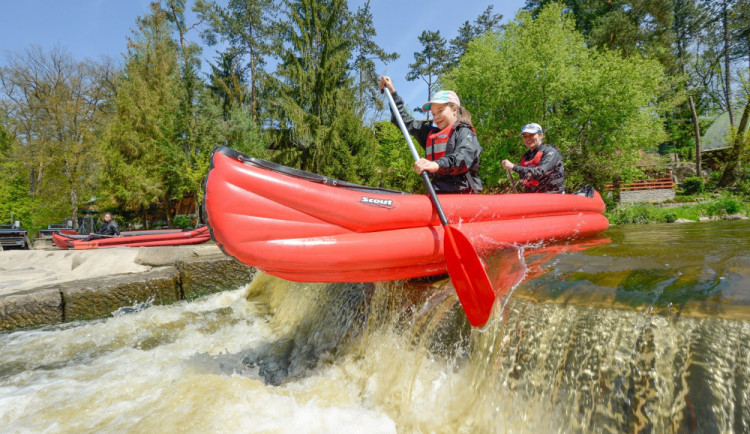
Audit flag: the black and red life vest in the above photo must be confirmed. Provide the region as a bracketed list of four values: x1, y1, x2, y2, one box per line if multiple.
[520, 150, 545, 188]
[425, 122, 477, 161]
[518, 144, 565, 193]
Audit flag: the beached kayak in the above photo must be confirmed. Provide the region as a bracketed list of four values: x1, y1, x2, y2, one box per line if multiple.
[52, 226, 210, 250]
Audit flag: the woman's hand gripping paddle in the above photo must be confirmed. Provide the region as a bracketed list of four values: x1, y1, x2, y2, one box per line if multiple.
[383, 88, 497, 327]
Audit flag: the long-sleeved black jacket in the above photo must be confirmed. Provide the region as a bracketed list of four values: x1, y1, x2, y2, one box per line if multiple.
[513, 144, 565, 193]
[389, 92, 483, 193]
[97, 220, 120, 236]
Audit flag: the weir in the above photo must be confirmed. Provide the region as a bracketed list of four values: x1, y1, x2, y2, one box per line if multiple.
[0, 220, 749, 432]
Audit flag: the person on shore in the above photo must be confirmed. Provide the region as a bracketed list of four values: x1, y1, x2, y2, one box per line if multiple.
[502, 123, 565, 193]
[379, 76, 483, 194]
[95, 212, 120, 237]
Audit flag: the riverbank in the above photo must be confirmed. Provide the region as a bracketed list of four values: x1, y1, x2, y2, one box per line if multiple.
[605, 192, 750, 225]
[0, 244, 256, 332]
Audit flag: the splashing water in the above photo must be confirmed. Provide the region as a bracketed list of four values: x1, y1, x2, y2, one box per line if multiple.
[1, 220, 750, 432]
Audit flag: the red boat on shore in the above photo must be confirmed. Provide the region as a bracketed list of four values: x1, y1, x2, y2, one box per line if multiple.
[52, 226, 210, 250]
[203, 146, 609, 282]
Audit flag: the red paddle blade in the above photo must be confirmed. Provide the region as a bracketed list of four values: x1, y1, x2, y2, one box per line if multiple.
[443, 226, 497, 327]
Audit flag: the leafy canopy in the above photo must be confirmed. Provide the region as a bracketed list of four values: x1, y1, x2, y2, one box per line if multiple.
[445, 3, 667, 190]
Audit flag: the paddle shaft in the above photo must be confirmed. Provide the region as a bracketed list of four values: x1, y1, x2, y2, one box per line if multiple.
[506, 168, 518, 193]
[383, 88, 450, 227]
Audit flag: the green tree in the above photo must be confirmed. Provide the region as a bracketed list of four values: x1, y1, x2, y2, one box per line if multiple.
[103, 2, 187, 227]
[671, 0, 712, 177]
[446, 3, 666, 191]
[0, 116, 32, 227]
[406, 30, 450, 116]
[271, 0, 375, 182]
[0, 46, 113, 230]
[207, 49, 250, 119]
[199, 0, 279, 123]
[449, 5, 504, 64]
[372, 120, 423, 192]
[350, 0, 398, 123]
[524, 0, 675, 67]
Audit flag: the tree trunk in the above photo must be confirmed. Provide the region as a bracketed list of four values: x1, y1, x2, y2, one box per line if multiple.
[70, 187, 78, 234]
[164, 196, 173, 228]
[723, 0, 735, 126]
[688, 95, 702, 177]
[718, 97, 750, 186]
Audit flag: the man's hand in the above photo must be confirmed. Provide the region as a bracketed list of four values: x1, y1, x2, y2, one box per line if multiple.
[501, 159, 515, 170]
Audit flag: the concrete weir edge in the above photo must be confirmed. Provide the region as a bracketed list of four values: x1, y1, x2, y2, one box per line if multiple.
[0, 255, 256, 332]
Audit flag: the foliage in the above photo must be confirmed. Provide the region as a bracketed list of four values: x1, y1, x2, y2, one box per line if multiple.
[406, 30, 450, 110]
[350, 1, 399, 123]
[681, 176, 705, 194]
[271, 0, 374, 181]
[172, 214, 195, 228]
[102, 3, 183, 220]
[102, 2, 214, 225]
[606, 205, 677, 225]
[199, 0, 279, 123]
[445, 4, 667, 191]
[449, 5, 504, 64]
[372, 121, 423, 192]
[0, 46, 113, 229]
[0, 120, 33, 229]
[606, 192, 749, 224]
[524, 0, 676, 67]
[702, 192, 745, 216]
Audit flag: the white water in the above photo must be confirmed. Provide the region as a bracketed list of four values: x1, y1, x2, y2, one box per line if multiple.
[3, 221, 750, 432]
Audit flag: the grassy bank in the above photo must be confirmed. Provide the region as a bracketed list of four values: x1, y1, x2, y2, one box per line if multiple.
[605, 192, 750, 225]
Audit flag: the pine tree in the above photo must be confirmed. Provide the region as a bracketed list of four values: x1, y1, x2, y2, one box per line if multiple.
[449, 5, 503, 64]
[350, 1, 398, 123]
[200, 0, 279, 123]
[406, 30, 450, 118]
[103, 3, 186, 227]
[273, 0, 366, 178]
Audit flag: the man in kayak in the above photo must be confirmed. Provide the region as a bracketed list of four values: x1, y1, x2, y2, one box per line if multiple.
[379, 76, 483, 194]
[502, 123, 565, 193]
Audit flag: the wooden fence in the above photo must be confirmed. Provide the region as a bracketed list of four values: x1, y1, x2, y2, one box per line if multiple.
[604, 177, 674, 191]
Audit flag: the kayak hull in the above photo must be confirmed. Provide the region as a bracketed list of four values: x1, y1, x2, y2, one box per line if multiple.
[204, 146, 609, 282]
[52, 226, 210, 250]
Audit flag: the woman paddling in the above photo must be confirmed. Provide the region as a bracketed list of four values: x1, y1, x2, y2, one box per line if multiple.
[379, 76, 483, 194]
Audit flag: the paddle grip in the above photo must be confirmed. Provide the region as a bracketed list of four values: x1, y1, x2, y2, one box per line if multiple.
[383, 88, 450, 226]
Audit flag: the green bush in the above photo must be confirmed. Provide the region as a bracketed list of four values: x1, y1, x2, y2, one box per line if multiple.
[681, 176, 705, 195]
[704, 193, 744, 216]
[172, 214, 195, 229]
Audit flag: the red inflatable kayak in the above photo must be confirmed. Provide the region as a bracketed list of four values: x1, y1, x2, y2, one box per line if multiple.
[203, 146, 609, 282]
[52, 226, 210, 250]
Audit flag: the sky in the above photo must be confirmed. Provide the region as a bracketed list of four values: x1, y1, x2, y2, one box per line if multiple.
[0, 0, 527, 113]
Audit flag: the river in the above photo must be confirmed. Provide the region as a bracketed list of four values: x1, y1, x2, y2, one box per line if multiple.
[1, 220, 749, 433]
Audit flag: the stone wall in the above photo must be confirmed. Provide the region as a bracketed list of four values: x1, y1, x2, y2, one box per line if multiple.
[620, 188, 676, 204]
[0, 255, 255, 332]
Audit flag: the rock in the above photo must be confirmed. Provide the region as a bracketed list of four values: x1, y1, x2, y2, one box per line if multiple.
[673, 218, 696, 223]
[671, 162, 699, 184]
